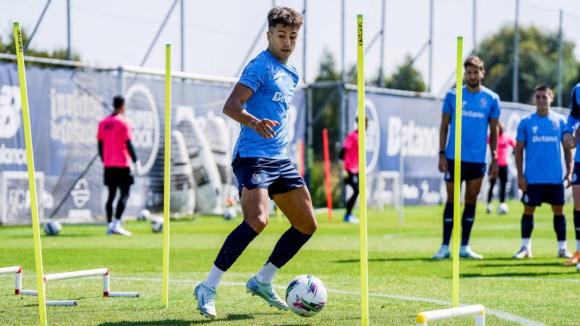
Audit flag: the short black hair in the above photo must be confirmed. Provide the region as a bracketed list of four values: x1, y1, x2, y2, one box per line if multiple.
[267, 7, 303, 30]
[113, 95, 125, 110]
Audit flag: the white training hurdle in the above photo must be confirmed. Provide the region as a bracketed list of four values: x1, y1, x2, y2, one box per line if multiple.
[1, 266, 138, 306]
[416, 304, 485, 326]
[0, 266, 36, 295]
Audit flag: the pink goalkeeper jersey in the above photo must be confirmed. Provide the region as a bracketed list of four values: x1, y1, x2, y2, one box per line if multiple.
[343, 130, 359, 174]
[97, 114, 133, 168]
[487, 133, 515, 167]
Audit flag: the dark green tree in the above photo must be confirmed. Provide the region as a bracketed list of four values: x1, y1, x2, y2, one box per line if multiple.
[477, 25, 578, 105]
[372, 54, 427, 92]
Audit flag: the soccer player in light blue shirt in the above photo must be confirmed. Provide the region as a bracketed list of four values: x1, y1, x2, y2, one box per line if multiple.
[193, 7, 317, 319]
[562, 83, 580, 265]
[513, 84, 572, 260]
[433, 56, 500, 260]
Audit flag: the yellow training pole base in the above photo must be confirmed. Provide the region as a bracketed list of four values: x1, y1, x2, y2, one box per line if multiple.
[416, 304, 485, 326]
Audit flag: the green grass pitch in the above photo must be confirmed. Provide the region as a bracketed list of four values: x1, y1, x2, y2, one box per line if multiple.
[0, 202, 577, 325]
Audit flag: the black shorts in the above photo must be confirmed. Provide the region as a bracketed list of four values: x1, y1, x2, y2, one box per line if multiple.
[232, 154, 305, 199]
[104, 167, 134, 187]
[521, 184, 565, 206]
[444, 159, 486, 183]
[572, 162, 580, 186]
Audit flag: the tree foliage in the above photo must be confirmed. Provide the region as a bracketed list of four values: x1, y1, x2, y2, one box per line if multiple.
[371, 54, 427, 92]
[1, 27, 80, 67]
[477, 25, 578, 105]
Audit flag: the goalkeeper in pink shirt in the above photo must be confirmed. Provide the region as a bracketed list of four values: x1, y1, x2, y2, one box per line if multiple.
[486, 123, 516, 214]
[97, 96, 140, 236]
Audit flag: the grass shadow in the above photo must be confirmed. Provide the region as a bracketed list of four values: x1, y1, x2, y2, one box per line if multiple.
[331, 258, 433, 263]
[461, 271, 572, 278]
[96, 313, 286, 325]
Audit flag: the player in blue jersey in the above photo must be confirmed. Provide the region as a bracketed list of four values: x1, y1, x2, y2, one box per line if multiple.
[432, 56, 500, 260]
[513, 84, 572, 259]
[562, 83, 580, 265]
[193, 7, 314, 319]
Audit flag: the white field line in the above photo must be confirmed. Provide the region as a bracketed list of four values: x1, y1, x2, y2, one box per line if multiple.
[0, 273, 547, 325]
[112, 276, 547, 326]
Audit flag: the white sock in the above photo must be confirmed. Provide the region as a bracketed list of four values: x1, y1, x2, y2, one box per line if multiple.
[576, 240, 580, 252]
[558, 240, 567, 250]
[521, 238, 531, 249]
[202, 264, 225, 289]
[256, 262, 279, 284]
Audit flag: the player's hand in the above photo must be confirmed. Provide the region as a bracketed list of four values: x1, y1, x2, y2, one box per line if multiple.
[517, 175, 527, 192]
[564, 173, 573, 189]
[438, 155, 447, 173]
[130, 160, 143, 176]
[563, 132, 576, 150]
[488, 160, 498, 180]
[250, 118, 280, 139]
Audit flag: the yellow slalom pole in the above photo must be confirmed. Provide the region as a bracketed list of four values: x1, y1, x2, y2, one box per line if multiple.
[357, 14, 369, 326]
[13, 22, 47, 326]
[162, 44, 172, 308]
[452, 37, 463, 308]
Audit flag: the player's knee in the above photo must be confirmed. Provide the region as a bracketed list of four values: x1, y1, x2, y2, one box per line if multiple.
[246, 215, 268, 233]
[297, 218, 317, 235]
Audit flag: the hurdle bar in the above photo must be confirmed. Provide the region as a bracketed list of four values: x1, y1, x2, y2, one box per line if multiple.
[0, 266, 36, 295]
[416, 304, 485, 326]
[43, 268, 139, 298]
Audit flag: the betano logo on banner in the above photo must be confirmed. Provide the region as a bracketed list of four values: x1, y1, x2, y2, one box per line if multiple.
[0, 85, 26, 166]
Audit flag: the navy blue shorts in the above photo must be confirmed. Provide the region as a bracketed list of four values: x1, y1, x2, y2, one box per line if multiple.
[232, 154, 305, 199]
[521, 184, 565, 206]
[572, 162, 580, 186]
[444, 159, 486, 183]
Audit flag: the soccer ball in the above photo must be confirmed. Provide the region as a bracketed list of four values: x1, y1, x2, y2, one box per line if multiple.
[285, 275, 327, 317]
[43, 220, 62, 236]
[138, 209, 151, 221]
[497, 203, 510, 214]
[151, 217, 164, 233]
[223, 207, 237, 220]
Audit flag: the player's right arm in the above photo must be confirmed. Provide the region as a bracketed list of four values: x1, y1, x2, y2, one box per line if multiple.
[438, 113, 451, 173]
[223, 83, 279, 139]
[515, 119, 527, 192]
[515, 141, 526, 192]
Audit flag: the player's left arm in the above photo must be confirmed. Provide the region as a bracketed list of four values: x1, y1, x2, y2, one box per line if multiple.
[488, 118, 499, 179]
[564, 146, 573, 188]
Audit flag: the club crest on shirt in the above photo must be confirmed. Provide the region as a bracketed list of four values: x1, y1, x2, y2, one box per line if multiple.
[552, 121, 559, 130]
[251, 173, 262, 184]
[532, 126, 538, 134]
[479, 98, 487, 108]
[523, 194, 529, 204]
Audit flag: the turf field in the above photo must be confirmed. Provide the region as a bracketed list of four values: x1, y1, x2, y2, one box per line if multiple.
[0, 202, 577, 325]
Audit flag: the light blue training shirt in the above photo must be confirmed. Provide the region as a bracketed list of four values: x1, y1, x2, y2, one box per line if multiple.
[442, 85, 501, 163]
[232, 50, 299, 159]
[517, 111, 566, 184]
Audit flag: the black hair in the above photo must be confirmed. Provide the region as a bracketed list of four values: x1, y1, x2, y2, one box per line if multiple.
[113, 95, 125, 110]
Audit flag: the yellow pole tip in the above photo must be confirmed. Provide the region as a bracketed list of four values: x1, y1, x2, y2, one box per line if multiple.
[416, 314, 427, 323]
[357, 14, 363, 19]
[14, 22, 20, 27]
[457, 36, 463, 41]
[166, 44, 171, 48]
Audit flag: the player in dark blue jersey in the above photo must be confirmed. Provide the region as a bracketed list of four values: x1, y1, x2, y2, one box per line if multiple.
[562, 83, 580, 265]
[193, 7, 316, 319]
[433, 56, 500, 260]
[513, 84, 572, 259]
